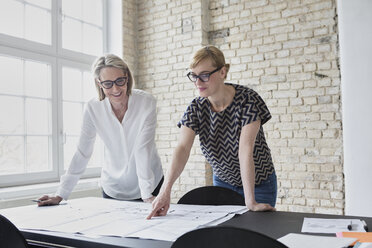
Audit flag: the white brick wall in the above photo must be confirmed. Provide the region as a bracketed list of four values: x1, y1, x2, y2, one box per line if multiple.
[122, 0, 138, 77]
[127, 0, 343, 214]
[134, 0, 211, 203]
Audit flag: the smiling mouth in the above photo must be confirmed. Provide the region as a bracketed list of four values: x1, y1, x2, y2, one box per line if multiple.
[111, 91, 122, 97]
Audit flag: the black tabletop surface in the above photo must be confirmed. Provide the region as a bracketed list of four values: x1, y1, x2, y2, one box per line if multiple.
[220, 210, 372, 239]
[22, 210, 372, 247]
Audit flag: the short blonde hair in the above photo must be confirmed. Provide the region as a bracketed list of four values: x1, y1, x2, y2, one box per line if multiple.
[92, 54, 134, 101]
[189, 45, 230, 79]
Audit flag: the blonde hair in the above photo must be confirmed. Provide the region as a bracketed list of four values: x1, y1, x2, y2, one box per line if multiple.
[92, 54, 134, 101]
[189, 45, 230, 79]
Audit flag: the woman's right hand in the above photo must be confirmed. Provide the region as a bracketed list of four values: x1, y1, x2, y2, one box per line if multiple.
[146, 191, 171, 219]
[37, 195, 63, 206]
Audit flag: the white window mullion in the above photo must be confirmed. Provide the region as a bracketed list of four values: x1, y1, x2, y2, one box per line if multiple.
[53, 57, 62, 178]
[52, 0, 59, 56]
[102, 0, 108, 53]
[56, 59, 64, 178]
[56, 0, 62, 57]
[22, 60, 27, 173]
[21, 1, 26, 41]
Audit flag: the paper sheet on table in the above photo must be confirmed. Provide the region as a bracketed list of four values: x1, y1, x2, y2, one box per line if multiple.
[0, 197, 246, 242]
[302, 218, 366, 233]
[278, 233, 357, 248]
[354, 242, 372, 248]
[125, 211, 229, 241]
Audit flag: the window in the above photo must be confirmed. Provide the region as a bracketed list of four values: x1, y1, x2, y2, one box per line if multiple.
[61, 63, 104, 171]
[0, 54, 52, 178]
[61, 0, 103, 55]
[0, 0, 52, 45]
[0, 0, 121, 187]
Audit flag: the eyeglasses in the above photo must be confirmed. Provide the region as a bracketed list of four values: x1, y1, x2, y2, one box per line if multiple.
[99, 77, 128, 89]
[187, 67, 222, 83]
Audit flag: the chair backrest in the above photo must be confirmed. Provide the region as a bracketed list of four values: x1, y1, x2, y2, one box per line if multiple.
[0, 214, 29, 248]
[177, 186, 245, 206]
[172, 226, 288, 248]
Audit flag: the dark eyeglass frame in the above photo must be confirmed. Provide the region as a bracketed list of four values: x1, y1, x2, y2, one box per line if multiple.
[99, 76, 128, 89]
[187, 66, 223, 83]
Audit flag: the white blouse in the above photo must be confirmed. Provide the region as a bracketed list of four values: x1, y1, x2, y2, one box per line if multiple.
[56, 89, 163, 200]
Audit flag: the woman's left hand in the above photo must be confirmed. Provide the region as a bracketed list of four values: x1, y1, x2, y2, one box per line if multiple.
[246, 201, 276, 212]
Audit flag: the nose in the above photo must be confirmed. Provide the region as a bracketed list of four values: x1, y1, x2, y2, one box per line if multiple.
[111, 83, 121, 91]
[195, 77, 204, 85]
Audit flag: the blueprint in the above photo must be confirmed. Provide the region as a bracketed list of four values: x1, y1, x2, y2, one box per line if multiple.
[1, 197, 246, 241]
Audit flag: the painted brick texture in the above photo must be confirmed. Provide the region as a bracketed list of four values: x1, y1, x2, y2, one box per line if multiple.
[126, 0, 343, 214]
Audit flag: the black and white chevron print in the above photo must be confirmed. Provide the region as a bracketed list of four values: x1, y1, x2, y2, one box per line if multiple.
[178, 83, 274, 187]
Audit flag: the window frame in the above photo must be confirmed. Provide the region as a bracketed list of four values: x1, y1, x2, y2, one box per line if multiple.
[0, 0, 121, 188]
[0, 46, 58, 187]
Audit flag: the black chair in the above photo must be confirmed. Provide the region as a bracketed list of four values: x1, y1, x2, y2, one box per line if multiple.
[0, 214, 28, 248]
[177, 186, 245, 205]
[172, 226, 288, 248]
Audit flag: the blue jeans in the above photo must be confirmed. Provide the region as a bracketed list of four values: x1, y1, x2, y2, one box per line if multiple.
[213, 172, 277, 207]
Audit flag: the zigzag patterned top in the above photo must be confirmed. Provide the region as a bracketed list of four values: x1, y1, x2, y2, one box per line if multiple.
[178, 83, 275, 186]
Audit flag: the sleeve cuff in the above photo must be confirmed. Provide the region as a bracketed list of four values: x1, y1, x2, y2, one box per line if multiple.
[140, 190, 153, 200]
[55, 188, 70, 200]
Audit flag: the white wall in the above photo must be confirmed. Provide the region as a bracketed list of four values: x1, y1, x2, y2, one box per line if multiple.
[338, 0, 372, 217]
[107, 0, 123, 55]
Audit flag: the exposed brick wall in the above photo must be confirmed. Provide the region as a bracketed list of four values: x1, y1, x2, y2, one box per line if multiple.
[128, 0, 343, 214]
[122, 0, 138, 78]
[134, 0, 212, 201]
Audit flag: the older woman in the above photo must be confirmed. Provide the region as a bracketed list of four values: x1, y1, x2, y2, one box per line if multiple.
[38, 54, 163, 205]
[148, 46, 277, 218]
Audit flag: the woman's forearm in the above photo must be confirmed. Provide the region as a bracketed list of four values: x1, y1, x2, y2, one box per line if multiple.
[162, 145, 191, 194]
[240, 154, 256, 206]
